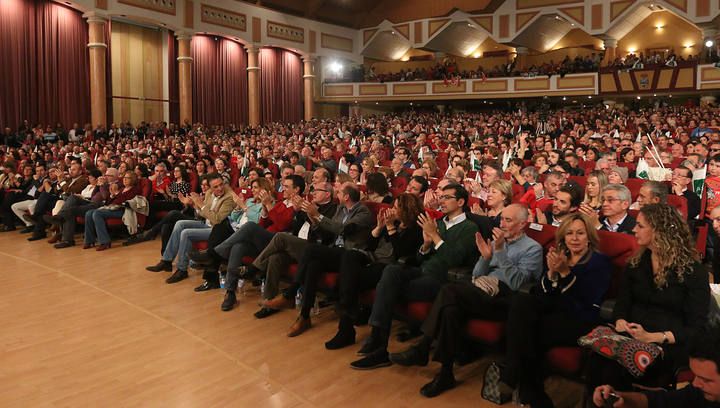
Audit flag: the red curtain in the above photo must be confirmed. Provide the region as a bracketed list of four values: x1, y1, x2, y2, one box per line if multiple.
[259, 48, 303, 124]
[192, 36, 248, 126]
[168, 31, 179, 125]
[0, 0, 90, 130]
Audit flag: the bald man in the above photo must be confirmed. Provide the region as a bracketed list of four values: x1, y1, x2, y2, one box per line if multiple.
[390, 204, 544, 398]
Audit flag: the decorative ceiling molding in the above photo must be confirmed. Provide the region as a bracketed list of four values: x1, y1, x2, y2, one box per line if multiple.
[363, 28, 378, 46]
[559, 6, 585, 25]
[515, 11, 540, 33]
[201, 4, 247, 31]
[392, 23, 410, 41]
[118, 0, 176, 15]
[267, 20, 305, 43]
[610, 0, 634, 23]
[428, 18, 450, 38]
[470, 15, 493, 34]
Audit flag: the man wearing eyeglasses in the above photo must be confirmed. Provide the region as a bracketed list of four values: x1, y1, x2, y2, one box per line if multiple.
[350, 184, 479, 370]
[244, 181, 341, 317]
[587, 184, 636, 234]
[672, 165, 701, 221]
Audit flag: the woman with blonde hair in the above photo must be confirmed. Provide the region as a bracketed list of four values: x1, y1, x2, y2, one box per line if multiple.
[484, 213, 612, 406]
[471, 179, 512, 225]
[420, 158, 438, 178]
[585, 203, 709, 394]
[582, 170, 608, 211]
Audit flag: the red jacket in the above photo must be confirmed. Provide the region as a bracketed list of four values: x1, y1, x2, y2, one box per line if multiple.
[259, 201, 294, 233]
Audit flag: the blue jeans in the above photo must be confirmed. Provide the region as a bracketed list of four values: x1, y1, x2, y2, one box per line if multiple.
[84, 208, 124, 245]
[161, 219, 209, 271]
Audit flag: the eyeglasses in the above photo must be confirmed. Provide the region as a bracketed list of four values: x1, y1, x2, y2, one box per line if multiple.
[313, 188, 329, 193]
[439, 195, 457, 200]
[602, 197, 622, 203]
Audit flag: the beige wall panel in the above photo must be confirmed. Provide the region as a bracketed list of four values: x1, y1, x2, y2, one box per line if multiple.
[432, 81, 466, 93]
[618, 71, 634, 92]
[111, 22, 165, 125]
[675, 67, 694, 88]
[324, 85, 354, 96]
[358, 84, 387, 96]
[656, 69, 674, 89]
[600, 74, 617, 93]
[557, 75, 595, 89]
[393, 83, 427, 95]
[472, 80, 508, 92]
[701, 66, 720, 81]
[515, 78, 549, 91]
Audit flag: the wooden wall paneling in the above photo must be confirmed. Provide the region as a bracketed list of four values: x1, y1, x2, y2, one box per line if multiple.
[591, 4, 603, 30]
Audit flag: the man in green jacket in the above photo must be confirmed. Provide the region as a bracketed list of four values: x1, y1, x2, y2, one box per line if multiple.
[350, 183, 479, 370]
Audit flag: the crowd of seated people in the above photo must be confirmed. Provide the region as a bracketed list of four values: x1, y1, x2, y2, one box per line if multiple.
[2, 103, 720, 407]
[361, 54, 602, 84]
[605, 50, 701, 71]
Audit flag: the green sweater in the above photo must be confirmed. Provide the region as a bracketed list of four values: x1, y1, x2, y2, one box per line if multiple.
[419, 218, 479, 282]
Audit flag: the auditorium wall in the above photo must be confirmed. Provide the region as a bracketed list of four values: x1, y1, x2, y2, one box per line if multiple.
[617, 11, 702, 58]
[110, 21, 167, 125]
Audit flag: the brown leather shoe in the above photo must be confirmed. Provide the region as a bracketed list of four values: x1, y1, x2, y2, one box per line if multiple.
[262, 294, 293, 310]
[47, 233, 61, 244]
[287, 317, 311, 337]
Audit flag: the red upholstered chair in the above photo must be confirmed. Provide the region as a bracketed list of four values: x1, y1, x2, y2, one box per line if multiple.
[536, 199, 553, 213]
[428, 178, 440, 189]
[568, 175, 587, 190]
[666, 195, 688, 220]
[363, 201, 392, 220]
[581, 160, 596, 175]
[189, 172, 199, 193]
[624, 178, 645, 201]
[511, 184, 525, 203]
[192, 240, 209, 251]
[695, 224, 709, 260]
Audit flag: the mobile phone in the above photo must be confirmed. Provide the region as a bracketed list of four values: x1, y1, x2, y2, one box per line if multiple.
[604, 392, 619, 408]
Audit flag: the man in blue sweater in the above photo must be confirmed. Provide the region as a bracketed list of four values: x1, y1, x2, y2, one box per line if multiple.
[389, 203, 544, 398]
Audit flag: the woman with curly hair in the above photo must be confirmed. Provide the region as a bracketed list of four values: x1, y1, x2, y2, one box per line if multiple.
[585, 203, 710, 393]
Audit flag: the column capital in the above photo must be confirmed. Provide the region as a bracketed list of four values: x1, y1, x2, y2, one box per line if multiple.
[245, 44, 261, 54]
[301, 55, 317, 63]
[603, 38, 618, 49]
[514, 46, 529, 55]
[175, 31, 194, 41]
[83, 11, 107, 24]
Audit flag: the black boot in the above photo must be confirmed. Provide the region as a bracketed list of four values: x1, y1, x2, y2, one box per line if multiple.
[325, 316, 356, 350]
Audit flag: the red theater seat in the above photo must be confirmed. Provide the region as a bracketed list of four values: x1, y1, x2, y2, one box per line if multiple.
[466, 320, 506, 344]
[545, 347, 584, 375]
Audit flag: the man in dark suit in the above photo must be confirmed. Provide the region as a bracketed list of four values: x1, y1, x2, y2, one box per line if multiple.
[390, 157, 411, 192]
[593, 184, 636, 234]
[258, 183, 374, 323]
[672, 165, 701, 222]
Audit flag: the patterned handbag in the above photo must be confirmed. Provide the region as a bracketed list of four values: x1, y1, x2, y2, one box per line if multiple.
[481, 362, 513, 404]
[578, 325, 663, 378]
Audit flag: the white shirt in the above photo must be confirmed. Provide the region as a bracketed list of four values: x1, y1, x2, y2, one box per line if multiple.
[602, 213, 628, 232]
[425, 212, 467, 252]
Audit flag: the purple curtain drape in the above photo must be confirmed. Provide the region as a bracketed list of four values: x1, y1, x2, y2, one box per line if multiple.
[0, 0, 90, 130]
[168, 31, 179, 125]
[259, 48, 303, 124]
[192, 36, 248, 126]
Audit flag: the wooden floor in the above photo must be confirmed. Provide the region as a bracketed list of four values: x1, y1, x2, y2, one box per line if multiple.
[0, 231, 584, 407]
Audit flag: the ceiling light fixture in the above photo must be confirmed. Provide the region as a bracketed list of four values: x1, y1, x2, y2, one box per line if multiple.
[706, 39, 715, 48]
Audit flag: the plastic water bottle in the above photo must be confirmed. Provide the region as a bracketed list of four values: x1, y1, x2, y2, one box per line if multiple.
[260, 279, 266, 297]
[237, 279, 245, 294]
[313, 296, 320, 316]
[295, 289, 302, 310]
[219, 272, 226, 289]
